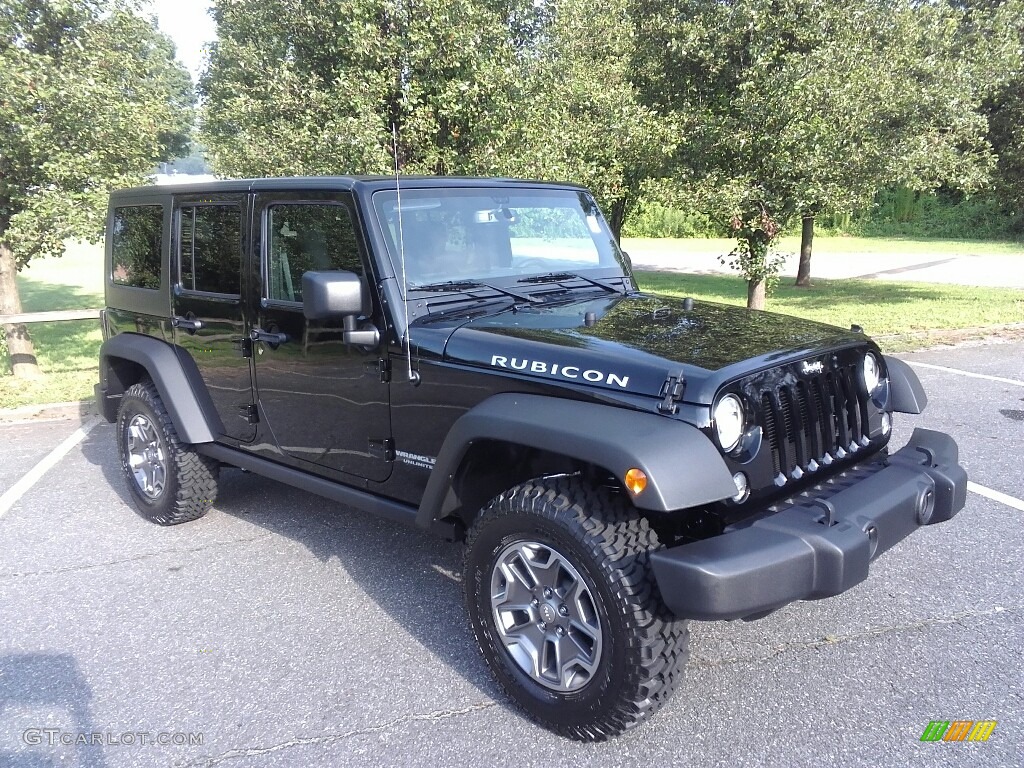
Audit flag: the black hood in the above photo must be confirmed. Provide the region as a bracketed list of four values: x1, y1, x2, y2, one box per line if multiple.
[436, 292, 867, 404]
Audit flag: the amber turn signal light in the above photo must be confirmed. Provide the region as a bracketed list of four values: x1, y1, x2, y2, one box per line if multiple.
[624, 468, 648, 495]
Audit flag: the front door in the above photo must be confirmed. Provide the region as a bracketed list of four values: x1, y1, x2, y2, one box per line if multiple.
[171, 194, 255, 443]
[251, 193, 392, 482]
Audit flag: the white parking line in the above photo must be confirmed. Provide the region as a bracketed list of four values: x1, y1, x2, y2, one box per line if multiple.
[968, 481, 1024, 512]
[0, 416, 103, 518]
[906, 360, 1024, 387]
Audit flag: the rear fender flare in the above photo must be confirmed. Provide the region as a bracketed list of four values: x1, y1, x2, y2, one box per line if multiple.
[99, 333, 222, 443]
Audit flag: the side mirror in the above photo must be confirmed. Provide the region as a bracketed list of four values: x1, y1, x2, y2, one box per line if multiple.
[302, 271, 368, 319]
[301, 271, 379, 347]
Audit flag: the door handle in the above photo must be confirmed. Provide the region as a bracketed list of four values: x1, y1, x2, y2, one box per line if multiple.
[172, 316, 203, 332]
[250, 327, 289, 345]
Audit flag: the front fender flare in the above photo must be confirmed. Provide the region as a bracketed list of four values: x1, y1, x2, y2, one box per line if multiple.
[98, 333, 223, 443]
[884, 355, 928, 414]
[416, 394, 738, 527]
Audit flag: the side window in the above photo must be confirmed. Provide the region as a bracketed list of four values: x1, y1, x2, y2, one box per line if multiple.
[266, 204, 361, 303]
[111, 206, 163, 289]
[179, 205, 242, 295]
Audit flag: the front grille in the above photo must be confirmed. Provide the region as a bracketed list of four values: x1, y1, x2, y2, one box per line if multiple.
[757, 364, 870, 484]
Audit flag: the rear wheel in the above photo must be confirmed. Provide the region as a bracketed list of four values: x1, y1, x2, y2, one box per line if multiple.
[116, 380, 219, 525]
[463, 477, 689, 740]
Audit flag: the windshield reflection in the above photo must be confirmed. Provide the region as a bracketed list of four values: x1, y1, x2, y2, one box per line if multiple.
[370, 187, 629, 287]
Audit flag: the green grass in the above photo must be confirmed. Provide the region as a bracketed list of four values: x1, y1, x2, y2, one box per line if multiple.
[2, 239, 1023, 409]
[636, 271, 1024, 339]
[622, 235, 1024, 260]
[0, 242, 104, 409]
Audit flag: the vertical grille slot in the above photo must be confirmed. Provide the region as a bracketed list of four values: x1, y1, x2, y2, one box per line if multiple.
[764, 391, 789, 477]
[828, 371, 851, 449]
[795, 380, 817, 463]
[777, 388, 798, 476]
[811, 375, 835, 456]
[761, 393, 781, 476]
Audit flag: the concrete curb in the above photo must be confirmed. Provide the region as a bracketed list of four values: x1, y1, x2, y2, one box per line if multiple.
[0, 400, 99, 425]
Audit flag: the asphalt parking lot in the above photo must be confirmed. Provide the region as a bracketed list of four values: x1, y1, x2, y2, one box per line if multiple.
[1, 341, 1021, 767]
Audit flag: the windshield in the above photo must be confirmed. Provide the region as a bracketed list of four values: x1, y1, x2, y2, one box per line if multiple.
[370, 187, 629, 289]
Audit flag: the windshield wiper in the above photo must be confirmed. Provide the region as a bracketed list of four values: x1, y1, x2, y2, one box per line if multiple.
[411, 280, 540, 303]
[410, 280, 480, 292]
[517, 272, 623, 294]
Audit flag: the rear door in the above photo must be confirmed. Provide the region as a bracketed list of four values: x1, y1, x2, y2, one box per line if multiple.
[250, 191, 393, 482]
[171, 194, 256, 443]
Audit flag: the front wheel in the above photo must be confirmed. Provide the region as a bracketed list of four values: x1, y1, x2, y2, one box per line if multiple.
[463, 478, 689, 741]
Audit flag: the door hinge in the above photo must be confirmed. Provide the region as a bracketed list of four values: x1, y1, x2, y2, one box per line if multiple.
[658, 371, 686, 415]
[369, 438, 395, 461]
[378, 358, 391, 383]
[238, 337, 253, 358]
[238, 403, 259, 424]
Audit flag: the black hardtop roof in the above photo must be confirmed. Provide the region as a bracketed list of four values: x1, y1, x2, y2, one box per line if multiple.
[109, 175, 589, 201]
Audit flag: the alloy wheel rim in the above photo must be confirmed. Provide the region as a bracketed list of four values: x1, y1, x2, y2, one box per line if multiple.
[126, 414, 167, 499]
[489, 539, 603, 692]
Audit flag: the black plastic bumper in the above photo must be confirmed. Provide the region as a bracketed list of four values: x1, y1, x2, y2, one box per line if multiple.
[650, 428, 967, 621]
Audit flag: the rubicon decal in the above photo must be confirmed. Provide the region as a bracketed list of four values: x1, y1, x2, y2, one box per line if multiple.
[490, 356, 630, 388]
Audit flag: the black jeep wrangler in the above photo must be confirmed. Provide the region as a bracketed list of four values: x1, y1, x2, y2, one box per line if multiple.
[96, 176, 967, 740]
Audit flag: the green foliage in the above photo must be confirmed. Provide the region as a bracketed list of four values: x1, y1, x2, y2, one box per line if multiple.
[0, 0, 194, 263]
[719, 208, 785, 294]
[981, 1, 1024, 224]
[622, 201, 721, 238]
[200, 0, 670, 233]
[837, 188, 1020, 240]
[630, 0, 1018, 288]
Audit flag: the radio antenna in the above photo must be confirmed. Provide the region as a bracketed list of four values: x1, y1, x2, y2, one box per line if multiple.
[393, 124, 418, 384]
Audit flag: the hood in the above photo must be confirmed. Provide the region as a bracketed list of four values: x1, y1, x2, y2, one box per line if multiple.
[439, 292, 867, 404]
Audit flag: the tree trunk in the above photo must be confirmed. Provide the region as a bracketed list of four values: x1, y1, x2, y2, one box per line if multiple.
[608, 198, 628, 243]
[0, 239, 43, 379]
[795, 215, 814, 286]
[746, 278, 766, 310]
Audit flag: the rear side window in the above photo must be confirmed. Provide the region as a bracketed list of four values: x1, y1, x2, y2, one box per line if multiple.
[179, 205, 243, 295]
[111, 206, 163, 289]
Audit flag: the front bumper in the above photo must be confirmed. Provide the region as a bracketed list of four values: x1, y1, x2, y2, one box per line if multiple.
[650, 428, 967, 621]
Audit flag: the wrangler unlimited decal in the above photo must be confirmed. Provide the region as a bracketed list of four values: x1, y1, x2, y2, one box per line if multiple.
[490, 355, 630, 388]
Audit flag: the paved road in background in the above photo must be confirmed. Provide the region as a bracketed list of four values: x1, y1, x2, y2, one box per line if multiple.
[622, 237, 1024, 288]
[1, 342, 1021, 767]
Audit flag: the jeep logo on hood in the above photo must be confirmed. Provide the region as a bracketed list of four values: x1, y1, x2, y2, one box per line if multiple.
[491, 355, 630, 388]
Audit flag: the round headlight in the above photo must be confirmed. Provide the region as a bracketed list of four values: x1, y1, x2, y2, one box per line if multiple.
[863, 352, 881, 393]
[714, 394, 745, 453]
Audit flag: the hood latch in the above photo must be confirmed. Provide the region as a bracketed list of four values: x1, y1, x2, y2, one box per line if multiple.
[658, 371, 686, 415]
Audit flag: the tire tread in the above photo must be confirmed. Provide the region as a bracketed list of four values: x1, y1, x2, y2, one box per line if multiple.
[118, 380, 218, 525]
[465, 477, 689, 741]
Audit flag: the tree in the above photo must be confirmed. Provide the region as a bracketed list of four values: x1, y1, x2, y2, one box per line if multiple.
[0, 0, 192, 378]
[201, 0, 527, 178]
[468, 0, 675, 237]
[632, 0, 1007, 305]
[200, 0, 671, 238]
[980, 0, 1024, 225]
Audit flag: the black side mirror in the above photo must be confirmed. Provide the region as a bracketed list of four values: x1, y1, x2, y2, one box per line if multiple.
[301, 271, 379, 347]
[302, 271, 368, 319]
